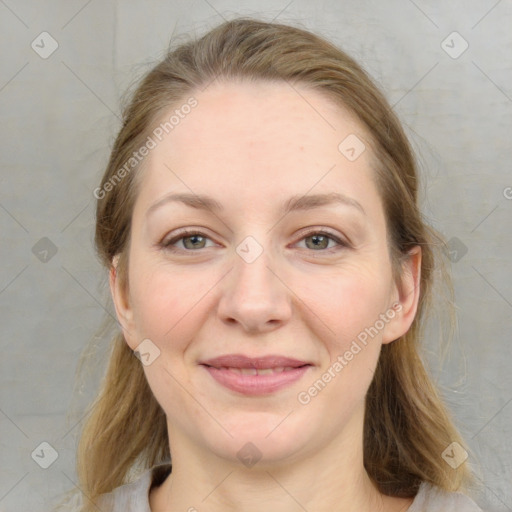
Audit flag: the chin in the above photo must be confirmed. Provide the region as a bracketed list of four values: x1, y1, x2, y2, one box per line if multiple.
[203, 413, 314, 468]
[211, 438, 306, 470]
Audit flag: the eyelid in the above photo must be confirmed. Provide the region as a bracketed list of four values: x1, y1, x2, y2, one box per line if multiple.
[160, 226, 351, 253]
[293, 226, 350, 248]
[161, 227, 218, 249]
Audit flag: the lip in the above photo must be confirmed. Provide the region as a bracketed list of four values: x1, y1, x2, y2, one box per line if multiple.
[200, 354, 310, 369]
[199, 354, 312, 396]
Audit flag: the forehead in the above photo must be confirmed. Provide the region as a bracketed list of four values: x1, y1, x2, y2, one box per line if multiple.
[135, 79, 378, 216]
[173, 78, 366, 152]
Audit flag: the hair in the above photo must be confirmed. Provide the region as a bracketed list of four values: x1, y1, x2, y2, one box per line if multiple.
[63, 17, 478, 511]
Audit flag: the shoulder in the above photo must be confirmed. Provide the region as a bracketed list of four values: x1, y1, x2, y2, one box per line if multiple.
[408, 481, 484, 512]
[96, 463, 172, 512]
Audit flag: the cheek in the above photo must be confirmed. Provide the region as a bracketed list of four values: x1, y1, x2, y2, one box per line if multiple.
[131, 270, 189, 341]
[129, 267, 207, 423]
[294, 267, 391, 423]
[309, 262, 393, 350]
[129, 254, 393, 347]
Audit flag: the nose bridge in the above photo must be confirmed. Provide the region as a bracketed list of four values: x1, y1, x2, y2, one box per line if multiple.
[217, 233, 291, 332]
[232, 233, 280, 301]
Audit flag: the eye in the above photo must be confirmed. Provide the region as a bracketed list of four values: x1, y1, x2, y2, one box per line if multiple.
[160, 228, 349, 254]
[162, 229, 216, 251]
[294, 229, 349, 253]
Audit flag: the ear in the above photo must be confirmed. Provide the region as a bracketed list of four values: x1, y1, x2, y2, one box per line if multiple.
[109, 254, 137, 349]
[382, 246, 422, 344]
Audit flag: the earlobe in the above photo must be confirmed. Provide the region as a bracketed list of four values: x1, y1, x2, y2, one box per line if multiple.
[382, 246, 422, 344]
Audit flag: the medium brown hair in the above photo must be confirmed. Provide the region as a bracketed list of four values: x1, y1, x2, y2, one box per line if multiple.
[63, 17, 477, 511]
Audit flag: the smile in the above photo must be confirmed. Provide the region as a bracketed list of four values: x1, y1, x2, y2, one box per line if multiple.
[201, 363, 312, 395]
[215, 366, 300, 375]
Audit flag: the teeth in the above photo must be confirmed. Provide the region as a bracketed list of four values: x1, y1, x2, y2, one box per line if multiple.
[239, 368, 258, 375]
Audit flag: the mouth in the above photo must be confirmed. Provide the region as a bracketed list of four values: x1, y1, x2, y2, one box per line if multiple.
[204, 366, 307, 375]
[199, 354, 313, 395]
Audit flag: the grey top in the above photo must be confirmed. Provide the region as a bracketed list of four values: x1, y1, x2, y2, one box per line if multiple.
[62, 464, 484, 511]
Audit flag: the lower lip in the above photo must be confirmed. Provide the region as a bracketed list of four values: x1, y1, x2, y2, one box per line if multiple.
[202, 365, 311, 395]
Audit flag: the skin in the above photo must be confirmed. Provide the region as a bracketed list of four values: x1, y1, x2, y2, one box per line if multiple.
[110, 79, 421, 512]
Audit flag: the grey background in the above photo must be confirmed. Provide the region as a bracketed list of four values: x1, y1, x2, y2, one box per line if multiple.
[0, 1, 511, 511]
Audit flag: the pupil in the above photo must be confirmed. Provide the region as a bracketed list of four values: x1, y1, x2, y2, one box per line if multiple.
[186, 235, 203, 248]
[311, 235, 326, 249]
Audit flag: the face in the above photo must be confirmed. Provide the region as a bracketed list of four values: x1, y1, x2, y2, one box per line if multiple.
[111, 80, 420, 468]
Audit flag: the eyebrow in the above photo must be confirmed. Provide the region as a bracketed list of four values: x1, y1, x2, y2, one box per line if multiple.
[145, 191, 366, 218]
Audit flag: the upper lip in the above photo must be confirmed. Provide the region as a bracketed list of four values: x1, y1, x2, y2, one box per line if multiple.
[200, 354, 311, 369]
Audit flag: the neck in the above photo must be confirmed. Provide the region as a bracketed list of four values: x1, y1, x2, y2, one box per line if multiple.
[150, 405, 413, 512]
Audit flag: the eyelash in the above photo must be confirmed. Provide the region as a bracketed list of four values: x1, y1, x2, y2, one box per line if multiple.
[160, 228, 350, 255]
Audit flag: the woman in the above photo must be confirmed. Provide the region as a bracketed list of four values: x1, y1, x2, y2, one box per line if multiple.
[60, 17, 483, 512]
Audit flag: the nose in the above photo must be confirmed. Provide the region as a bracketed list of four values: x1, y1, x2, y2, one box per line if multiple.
[217, 241, 292, 334]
